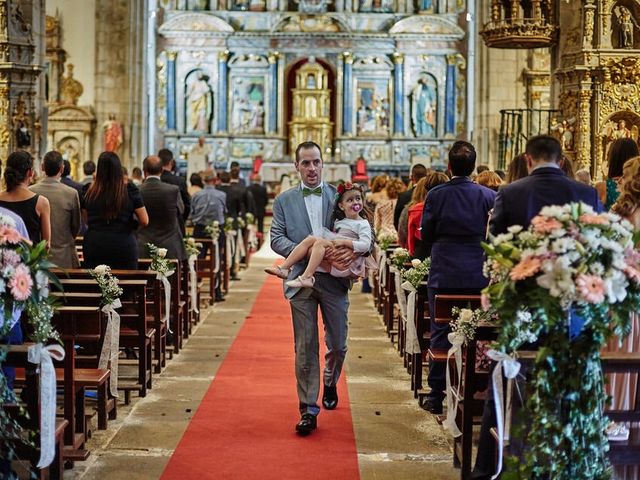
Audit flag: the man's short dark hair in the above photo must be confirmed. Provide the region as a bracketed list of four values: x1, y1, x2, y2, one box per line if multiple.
[295, 141, 323, 163]
[448, 141, 476, 177]
[411, 163, 428, 181]
[230, 166, 240, 179]
[476, 164, 489, 174]
[219, 170, 231, 183]
[525, 135, 562, 164]
[62, 159, 72, 177]
[158, 148, 174, 167]
[230, 161, 240, 169]
[83, 160, 96, 176]
[143, 155, 163, 176]
[43, 151, 64, 177]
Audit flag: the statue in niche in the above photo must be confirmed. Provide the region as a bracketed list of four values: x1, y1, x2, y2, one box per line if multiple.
[551, 117, 575, 151]
[306, 74, 316, 89]
[103, 114, 124, 153]
[250, 101, 265, 131]
[411, 75, 437, 137]
[231, 77, 265, 134]
[614, 5, 639, 48]
[60, 64, 84, 106]
[295, 0, 331, 13]
[186, 72, 213, 133]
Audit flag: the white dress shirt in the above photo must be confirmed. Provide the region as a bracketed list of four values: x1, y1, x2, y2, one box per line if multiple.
[301, 182, 324, 237]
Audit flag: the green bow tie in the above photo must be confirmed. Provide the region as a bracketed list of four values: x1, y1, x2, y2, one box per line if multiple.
[302, 186, 322, 197]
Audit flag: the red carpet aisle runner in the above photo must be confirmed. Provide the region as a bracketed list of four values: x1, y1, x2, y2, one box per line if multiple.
[161, 275, 360, 480]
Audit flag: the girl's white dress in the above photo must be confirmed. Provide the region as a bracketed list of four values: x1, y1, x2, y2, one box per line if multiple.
[324, 217, 376, 278]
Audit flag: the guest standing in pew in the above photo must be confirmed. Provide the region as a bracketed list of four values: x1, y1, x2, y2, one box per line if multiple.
[0, 150, 51, 246]
[136, 155, 187, 262]
[471, 135, 603, 479]
[159, 148, 190, 235]
[270, 141, 367, 436]
[61, 159, 83, 194]
[420, 141, 496, 415]
[189, 169, 227, 302]
[30, 151, 82, 269]
[248, 174, 268, 237]
[81, 152, 149, 270]
[393, 163, 428, 231]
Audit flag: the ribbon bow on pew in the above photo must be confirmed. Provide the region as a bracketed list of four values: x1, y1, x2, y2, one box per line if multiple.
[99, 298, 122, 398]
[28, 343, 65, 468]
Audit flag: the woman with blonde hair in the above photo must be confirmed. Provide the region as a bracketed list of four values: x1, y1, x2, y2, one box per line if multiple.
[605, 155, 640, 443]
[366, 174, 389, 206]
[475, 170, 503, 192]
[374, 177, 405, 235]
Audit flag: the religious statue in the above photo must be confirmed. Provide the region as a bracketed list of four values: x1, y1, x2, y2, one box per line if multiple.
[186, 72, 213, 133]
[15, 120, 30, 148]
[11, 94, 30, 149]
[411, 75, 437, 137]
[188, 136, 212, 177]
[60, 63, 84, 105]
[551, 117, 575, 151]
[250, 101, 265, 132]
[103, 114, 124, 153]
[609, 119, 633, 140]
[615, 6, 639, 49]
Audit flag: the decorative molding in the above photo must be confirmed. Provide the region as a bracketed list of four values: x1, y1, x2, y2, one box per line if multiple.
[272, 14, 347, 33]
[158, 12, 235, 34]
[388, 16, 464, 39]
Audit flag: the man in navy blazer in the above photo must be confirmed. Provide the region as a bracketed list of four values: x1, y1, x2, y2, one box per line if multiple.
[472, 135, 603, 479]
[420, 141, 496, 414]
[490, 135, 603, 235]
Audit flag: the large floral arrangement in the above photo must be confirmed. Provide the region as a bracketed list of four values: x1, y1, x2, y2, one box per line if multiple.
[0, 217, 60, 463]
[482, 202, 640, 479]
[388, 247, 410, 271]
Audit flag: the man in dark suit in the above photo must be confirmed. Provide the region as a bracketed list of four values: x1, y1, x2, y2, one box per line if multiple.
[420, 141, 496, 414]
[394, 163, 428, 230]
[218, 170, 247, 280]
[471, 135, 603, 479]
[61, 160, 83, 194]
[136, 155, 187, 262]
[248, 174, 268, 237]
[158, 148, 191, 233]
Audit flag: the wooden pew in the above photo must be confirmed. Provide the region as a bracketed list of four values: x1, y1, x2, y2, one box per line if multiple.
[4, 344, 68, 479]
[194, 238, 218, 306]
[412, 280, 429, 398]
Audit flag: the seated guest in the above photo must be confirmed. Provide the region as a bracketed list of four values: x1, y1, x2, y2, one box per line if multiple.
[136, 155, 187, 262]
[0, 150, 51, 245]
[475, 170, 503, 192]
[420, 141, 496, 414]
[30, 150, 81, 268]
[82, 152, 149, 269]
[407, 171, 448, 257]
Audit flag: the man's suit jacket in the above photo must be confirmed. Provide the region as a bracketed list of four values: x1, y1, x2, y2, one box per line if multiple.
[160, 170, 190, 222]
[30, 178, 81, 268]
[394, 187, 413, 230]
[248, 183, 268, 218]
[61, 176, 83, 195]
[271, 183, 350, 299]
[421, 177, 496, 289]
[137, 178, 187, 261]
[490, 167, 603, 236]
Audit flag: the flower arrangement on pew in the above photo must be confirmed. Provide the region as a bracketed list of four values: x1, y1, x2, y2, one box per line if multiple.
[90, 264, 123, 398]
[450, 307, 490, 344]
[223, 217, 234, 233]
[183, 237, 203, 314]
[0, 216, 61, 468]
[401, 258, 430, 289]
[388, 247, 411, 271]
[184, 236, 203, 258]
[147, 243, 175, 330]
[205, 220, 221, 242]
[376, 228, 398, 251]
[245, 212, 255, 226]
[481, 202, 640, 479]
[397, 258, 431, 356]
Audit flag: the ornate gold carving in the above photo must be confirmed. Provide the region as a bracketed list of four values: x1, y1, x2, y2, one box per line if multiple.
[605, 57, 640, 84]
[268, 51, 280, 64]
[480, 1, 558, 49]
[166, 50, 178, 61]
[218, 49, 230, 62]
[342, 51, 353, 65]
[280, 14, 340, 33]
[157, 56, 167, 131]
[584, 7, 594, 46]
[60, 64, 84, 105]
[576, 88, 592, 169]
[392, 52, 404, 65]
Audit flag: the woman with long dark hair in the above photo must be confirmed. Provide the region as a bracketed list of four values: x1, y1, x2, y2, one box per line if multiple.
[82, 151, 149, 269]
[0, 150, 50, 244]
[596, 137, 639, 210]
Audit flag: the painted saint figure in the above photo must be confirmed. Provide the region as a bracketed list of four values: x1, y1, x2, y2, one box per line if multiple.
[187, 72, 213, 133]
[103, 114, 123, 153]
[411, 75, 437, 137]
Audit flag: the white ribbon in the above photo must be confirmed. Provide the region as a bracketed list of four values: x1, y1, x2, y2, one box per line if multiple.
[226, 230, 236, 267]
[378, 250, 387, 288]
[486, 349, 521, 480]
[98, 299, 122, 398]
[235, 228, 246, 265]
[442, 331, 466, 437]
[400, 281, 421, 355]
[188, 254, 199, 314]
[247, 223, 258, 250]
[391, 267, 407, 322]
[28, 343, 65, 468]
[213, 241, 220, 274]
[157, 270, 175, 333]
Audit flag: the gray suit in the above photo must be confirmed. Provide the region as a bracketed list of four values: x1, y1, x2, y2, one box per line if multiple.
[30, 177, 81, 268]
[137, 177, 187, 261]
[270, 183, 350, 416]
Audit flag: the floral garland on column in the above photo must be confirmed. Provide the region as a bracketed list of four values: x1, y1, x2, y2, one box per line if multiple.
[184, 236, 202, 314]
[0, 218, 61, 468]
[147, 244, 174, 332]
[90, 265, 123, 398]
[482, 203, 640, 479]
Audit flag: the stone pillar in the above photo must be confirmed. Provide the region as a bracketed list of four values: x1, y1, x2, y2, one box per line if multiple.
[445, 54, 457, 136]
[217, 50, 229, 132]
[267, 51, 278, 134]
[166, 51, 178, 130]
[392, 52, 404, 136]
[599, 0, 613, 49]
[576, 85, 592, 170]
[342, 52, 353, 136]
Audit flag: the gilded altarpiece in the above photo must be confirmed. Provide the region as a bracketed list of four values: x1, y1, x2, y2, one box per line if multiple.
[553, 0, 640, 178]
[156, 1, 467, 173]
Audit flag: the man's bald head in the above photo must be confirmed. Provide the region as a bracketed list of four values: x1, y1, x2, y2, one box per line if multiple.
[143, 155, 163, 176]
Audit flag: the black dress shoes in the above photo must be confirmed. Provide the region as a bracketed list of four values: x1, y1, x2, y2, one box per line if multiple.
[295, 413, 317, 436]
[322, 385, 338, 410]
[422, 397, 443, 415]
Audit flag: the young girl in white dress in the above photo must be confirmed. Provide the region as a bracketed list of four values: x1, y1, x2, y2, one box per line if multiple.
[265, 182, 374, 287]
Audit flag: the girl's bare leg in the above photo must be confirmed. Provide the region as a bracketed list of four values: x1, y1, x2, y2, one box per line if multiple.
[300, 239, 332, 279]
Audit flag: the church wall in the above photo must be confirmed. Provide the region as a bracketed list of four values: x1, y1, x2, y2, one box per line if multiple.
[45, 0, 96, 106]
